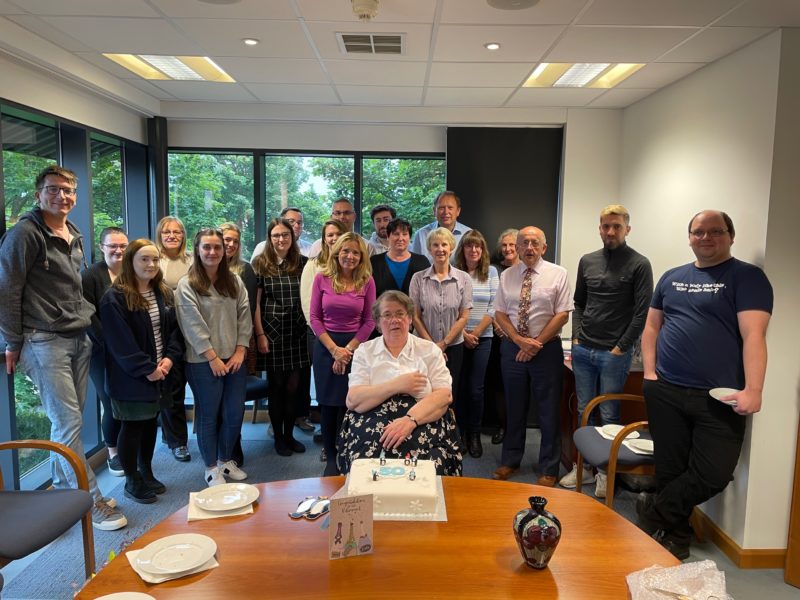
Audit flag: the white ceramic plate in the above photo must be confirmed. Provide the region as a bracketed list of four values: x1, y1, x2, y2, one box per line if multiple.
[194, 482, 260, 512]
[709, 387, 739, 406]
[135, 533, 217, 576]
[626, 438, 654, 454]
[599, 424, 640, 440]
[94, 594, 156, 600]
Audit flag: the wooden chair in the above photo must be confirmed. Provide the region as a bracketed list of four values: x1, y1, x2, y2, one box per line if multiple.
[573, 393, 704, 541]
[0, 440, 95, 587]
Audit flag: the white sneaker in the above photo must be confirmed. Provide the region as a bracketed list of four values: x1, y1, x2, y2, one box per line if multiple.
[595, 472, 608, 498]
[559, 463, 594, 488]
[205, 466, 225, 487]
[218, 459, 248, 481]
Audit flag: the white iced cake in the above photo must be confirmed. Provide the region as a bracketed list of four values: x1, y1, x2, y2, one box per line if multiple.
[347, 457, 438, 517]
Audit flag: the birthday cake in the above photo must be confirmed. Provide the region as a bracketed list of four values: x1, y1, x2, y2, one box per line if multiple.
[346, 456, 438, 517]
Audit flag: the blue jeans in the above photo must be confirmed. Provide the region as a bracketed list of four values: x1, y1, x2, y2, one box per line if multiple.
[457, 337, 491, 432]
[186, 361, 247, 468]
[571, 343, 634, 427]
[19, 332, 99, 500]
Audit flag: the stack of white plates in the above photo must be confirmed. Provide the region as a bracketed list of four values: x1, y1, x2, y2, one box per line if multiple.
[193, 482, 260, 512]
[624, 438, 654, 455]
[134, 533, 217, 577]
[597, 424, 640, 441]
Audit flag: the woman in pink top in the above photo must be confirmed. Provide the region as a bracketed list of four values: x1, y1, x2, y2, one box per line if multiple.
[310, 233, 376, 476]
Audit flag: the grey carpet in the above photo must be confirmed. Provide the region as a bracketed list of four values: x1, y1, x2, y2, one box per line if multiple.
[2, 427, 642, 600]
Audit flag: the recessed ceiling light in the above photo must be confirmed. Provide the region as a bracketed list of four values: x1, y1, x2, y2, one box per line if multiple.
[523, 62, 643, 88]
[484, 42, 501, 51]
[103, 54, 235, 82]
[242, 38, 259, 46]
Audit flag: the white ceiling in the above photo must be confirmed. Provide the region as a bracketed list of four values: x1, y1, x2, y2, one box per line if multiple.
[0, 0, 798, 115]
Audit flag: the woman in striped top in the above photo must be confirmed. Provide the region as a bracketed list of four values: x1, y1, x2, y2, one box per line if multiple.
[100, 239, 184, 506]
[454, 230, 499, 458]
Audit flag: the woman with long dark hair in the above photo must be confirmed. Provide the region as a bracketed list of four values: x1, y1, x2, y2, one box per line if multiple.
[310, 232, 376, 476]
[100, 239, 183, 504]
[176, 228, 252, 487]
[252, 218, 310, 456]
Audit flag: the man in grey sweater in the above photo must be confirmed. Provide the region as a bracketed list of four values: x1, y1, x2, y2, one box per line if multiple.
[0, 165, 126, 530]
[560, 204, 653, 498]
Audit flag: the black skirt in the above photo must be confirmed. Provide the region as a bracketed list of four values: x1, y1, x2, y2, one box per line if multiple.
[336, 394, 463, 476]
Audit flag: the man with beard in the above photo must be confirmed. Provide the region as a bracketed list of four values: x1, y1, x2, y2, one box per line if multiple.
[367, 204, 396, 255]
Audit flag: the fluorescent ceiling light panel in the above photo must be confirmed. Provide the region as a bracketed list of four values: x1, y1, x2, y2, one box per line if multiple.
[553, 63, 610, 87]
[103, 54, 235, 82]
[588, 63, 644, 88]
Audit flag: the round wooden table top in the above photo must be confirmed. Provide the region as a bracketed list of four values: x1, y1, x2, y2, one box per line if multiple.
[77, 476, 678, 599]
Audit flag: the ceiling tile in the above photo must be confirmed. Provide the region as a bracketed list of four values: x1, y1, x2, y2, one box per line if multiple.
[425, 87, 514, 106]
[337, 86, 422, 105]
[150, 0, 295, 20]
[324, 60, 427, 86]
[7, 15, 96, 52]
[296, 0, 435, 23]
[716, 0, 800, 27]
[38, 16, 200, 55]
[429, 62, 532, 87]
[440, 0, 586, 25]
[121, 77, 178, 100]
[658, 27, 773, 63]
[75, 51, 153, 79]
[305, 21, 431, 61]
[174, 18, 315, 59]
[546, 26, 697, 62]
[506, 87, 606, 107]
[577, 0, 741, 27]
[212, 57, 328, 84]
[586, 88, 656, 107]
[617, 62, 705, 89]
[433, 24, 564, 62]
[242, 83, 339, 104]
[15, 0, 159, 17]
[149, 81, 258, 102]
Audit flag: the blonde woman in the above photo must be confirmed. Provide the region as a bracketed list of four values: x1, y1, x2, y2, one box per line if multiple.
[309, 233, 376, 476]
[154, 215, 193, 462]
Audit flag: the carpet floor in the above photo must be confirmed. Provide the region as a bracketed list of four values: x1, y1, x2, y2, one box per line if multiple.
[2, 427, 642, 599]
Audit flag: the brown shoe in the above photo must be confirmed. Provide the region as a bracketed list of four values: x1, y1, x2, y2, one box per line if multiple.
[493, 465, 518, 481]
[537, 475, 557, 487]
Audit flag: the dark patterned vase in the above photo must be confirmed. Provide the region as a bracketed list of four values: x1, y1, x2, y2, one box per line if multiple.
[513, 496, 562, 569]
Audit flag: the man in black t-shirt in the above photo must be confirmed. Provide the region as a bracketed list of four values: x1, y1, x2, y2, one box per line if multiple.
[637, 210, 773, 560]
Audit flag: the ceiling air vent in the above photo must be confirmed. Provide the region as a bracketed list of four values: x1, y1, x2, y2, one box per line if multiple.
[337, 33, 404, 55]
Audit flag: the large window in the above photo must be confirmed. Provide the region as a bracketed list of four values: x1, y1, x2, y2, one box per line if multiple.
[264, 155, 355, 249]
[90, 134, 125, 250]
[168, 152, 255, 259]
[361, 156, 445, 237]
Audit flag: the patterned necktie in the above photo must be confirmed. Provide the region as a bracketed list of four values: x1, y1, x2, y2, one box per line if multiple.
[517, 267, 533, 336]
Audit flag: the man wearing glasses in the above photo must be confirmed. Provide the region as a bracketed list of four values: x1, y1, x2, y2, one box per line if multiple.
[637, 210, 772, 560]
[307, 198, 375, 258]
[0, 165, 127, 531]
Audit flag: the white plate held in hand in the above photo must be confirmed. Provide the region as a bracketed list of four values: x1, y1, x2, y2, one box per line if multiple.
[135, 533, 217, 575]
[709, 387, 739, 406]
[194, 482, 260, 512]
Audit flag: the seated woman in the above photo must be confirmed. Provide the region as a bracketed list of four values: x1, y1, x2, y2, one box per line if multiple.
[337, 291, 462, 476]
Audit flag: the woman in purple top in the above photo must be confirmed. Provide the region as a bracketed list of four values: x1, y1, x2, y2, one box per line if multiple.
[310, 232, 376, 476]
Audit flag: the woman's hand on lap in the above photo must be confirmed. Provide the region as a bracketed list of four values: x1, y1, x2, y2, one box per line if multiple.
[380, 417, 416, 450]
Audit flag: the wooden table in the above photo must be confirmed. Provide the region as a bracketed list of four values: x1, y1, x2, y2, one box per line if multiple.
[77, 477, 678, 599]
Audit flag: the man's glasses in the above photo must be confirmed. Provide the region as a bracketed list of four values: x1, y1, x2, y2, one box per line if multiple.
[102, 244, 128, 251]
[40, 185, 77, 197]
[284, 218, 303, 227]
[690, 228, 729, 239]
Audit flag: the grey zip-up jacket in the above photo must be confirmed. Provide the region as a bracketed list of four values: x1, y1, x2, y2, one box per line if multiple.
[0, 207, 94, 352]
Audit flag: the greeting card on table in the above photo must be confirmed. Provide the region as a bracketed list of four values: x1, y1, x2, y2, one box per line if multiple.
[328, 492, 373, 560]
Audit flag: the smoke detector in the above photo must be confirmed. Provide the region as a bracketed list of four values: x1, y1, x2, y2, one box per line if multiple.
[352, 0, 379, 21]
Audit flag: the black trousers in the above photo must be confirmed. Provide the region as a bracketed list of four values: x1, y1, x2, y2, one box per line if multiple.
[160, 361, 188, 448]
[642, 378, 746, 542]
